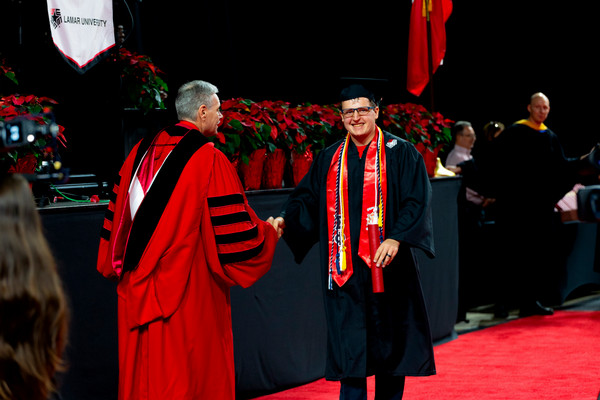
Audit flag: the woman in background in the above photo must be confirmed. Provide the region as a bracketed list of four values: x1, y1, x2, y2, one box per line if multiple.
[0, 173, 69, 400]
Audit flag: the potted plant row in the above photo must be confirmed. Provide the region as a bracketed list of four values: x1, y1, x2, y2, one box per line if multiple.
[213, 98, 453, 190]
[2, 52, 453, 190]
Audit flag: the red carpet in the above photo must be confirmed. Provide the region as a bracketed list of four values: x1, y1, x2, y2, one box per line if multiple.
[253, 311, 600, 399]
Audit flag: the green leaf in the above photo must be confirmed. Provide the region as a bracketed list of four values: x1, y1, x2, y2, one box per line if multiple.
[5, 71, 18, 85]
[230, 134, 241, 148]
[229, 119, 244, 132]
[258, 123, 271, 138]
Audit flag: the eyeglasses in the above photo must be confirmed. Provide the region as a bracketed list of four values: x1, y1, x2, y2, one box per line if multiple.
[341, 106, 375, 118]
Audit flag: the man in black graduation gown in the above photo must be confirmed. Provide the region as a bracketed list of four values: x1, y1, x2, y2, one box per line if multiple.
[271, 82, 436, 399]
[483, 92, 584, 317]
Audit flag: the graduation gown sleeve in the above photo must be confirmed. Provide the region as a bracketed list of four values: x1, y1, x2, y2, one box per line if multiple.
[384, 135, 435, 258]
[204, 149, 277, 288]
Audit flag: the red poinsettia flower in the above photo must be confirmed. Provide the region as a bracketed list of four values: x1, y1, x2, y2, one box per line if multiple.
[115, 47, 168, 114]
[7, 153, 38, 174]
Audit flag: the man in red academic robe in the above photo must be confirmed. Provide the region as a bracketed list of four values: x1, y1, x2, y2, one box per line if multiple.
[97, 80, 278, 400]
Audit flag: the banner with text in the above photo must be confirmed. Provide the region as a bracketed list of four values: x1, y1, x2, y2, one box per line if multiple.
[47, 0, 115, 74]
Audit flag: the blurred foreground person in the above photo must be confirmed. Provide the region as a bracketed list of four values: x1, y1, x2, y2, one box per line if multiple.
[0, 173, 69, 400]
[97, 80, 278, 399]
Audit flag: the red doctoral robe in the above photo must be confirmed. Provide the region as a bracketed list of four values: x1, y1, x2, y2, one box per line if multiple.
[97, 121, 277, 399]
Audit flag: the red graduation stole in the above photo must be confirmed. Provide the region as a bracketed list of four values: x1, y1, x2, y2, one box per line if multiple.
[326, 127, 387, 288]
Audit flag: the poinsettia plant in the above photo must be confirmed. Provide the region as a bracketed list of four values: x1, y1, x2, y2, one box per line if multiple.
[115, 47, 169, 114]
[215, 100, 345, 160]
[289, 103, 344, 154]
[258, 100, 296, 153]
[246, 100, 293, 154]
[216, 98, 278, 164]
[213, 96, 453, 181]
[217, 98, 262, 158]
[380, 102, 453, 152]
[0, 94, 67, 173]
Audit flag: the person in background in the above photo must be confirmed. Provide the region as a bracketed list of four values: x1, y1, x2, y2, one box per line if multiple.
[445, 121, 491, 205]
[445, 121, 477, 172]
[464, 121, 505, 317]
[484, 92, 584, 317]
[97, 80, 279, 400]
[0, 173, 69, 400]
[271, 81, 436, 400]
[445, 121, 494, 321]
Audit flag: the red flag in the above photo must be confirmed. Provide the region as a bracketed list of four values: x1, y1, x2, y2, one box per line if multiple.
[407, 0, 453, 96]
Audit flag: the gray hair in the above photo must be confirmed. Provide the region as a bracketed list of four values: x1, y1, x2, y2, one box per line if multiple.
[452, 120, 472, 138]
[175, 80, 219, 121]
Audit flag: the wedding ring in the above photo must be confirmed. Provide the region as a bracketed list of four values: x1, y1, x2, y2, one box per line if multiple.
[385, 254, 391, 257]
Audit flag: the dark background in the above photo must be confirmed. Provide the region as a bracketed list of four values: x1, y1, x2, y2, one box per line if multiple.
[2, 0, 597, 181]
[3, 2, 598, 398]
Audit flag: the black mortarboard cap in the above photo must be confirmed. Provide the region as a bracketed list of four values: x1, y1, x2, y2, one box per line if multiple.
[339, 77, 389, 105]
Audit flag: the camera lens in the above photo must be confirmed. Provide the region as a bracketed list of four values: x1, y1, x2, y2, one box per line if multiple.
[9, 125, 22, 144]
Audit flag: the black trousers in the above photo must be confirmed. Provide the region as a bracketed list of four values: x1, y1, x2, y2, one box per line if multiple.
[339, 376, 405, 400]
[495, 211, 560, 308]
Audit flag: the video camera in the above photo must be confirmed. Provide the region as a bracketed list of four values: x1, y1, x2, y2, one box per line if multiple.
[1, 114, 68, 186]
[0, 115, 59, 151]
[578, 185, 600, 222]
[576, 144, 600, 222]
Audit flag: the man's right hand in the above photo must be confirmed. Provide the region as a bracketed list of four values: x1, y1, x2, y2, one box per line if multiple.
[267, 216, 286, 239]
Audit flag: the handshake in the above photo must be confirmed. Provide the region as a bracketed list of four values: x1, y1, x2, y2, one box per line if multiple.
[266, 216, 285, 239]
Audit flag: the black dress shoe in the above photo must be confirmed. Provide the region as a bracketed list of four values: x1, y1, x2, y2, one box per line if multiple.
[519, 301, 554, 317]
[494, 304, 509, 319]
[456, 310, 469, 324]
